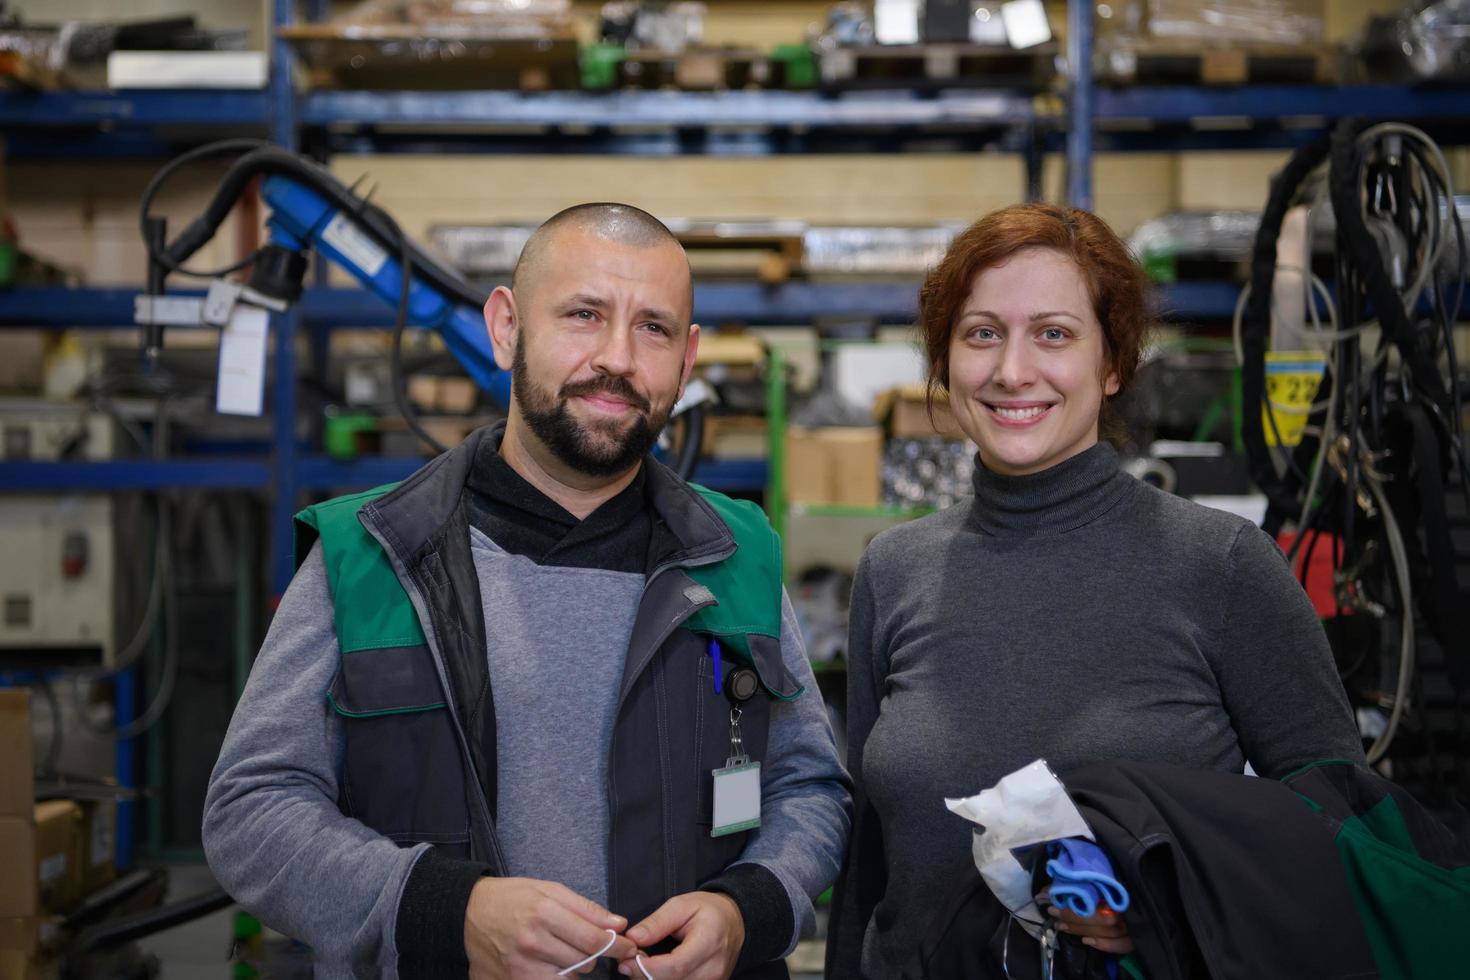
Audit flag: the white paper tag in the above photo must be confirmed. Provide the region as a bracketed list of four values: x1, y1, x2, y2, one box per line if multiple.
[711, 762, 761, 837]
[322, 211, 388, 278]
[1002, 0, 1052, 48]
[216, 306, 270, 417]
[873, 0, 920, 44]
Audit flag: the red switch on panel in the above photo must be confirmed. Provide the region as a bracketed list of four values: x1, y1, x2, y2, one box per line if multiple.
[62, 531, 89, 578]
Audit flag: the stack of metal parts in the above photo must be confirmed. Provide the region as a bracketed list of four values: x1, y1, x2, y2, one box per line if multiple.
[1144, 0, 1324, 45]
[789, 568, 852, 668]
[1129, 210, 1270, 263]
[1360, 0, 1470, 82]
[431, 222, 959, 277]
[599, 1, 706, 53]
[1128, 206, 1470, 283]
[0, 15, 244, 89]
[429, 225, 535, 278]
[280, 0, 578, 89]
[881, 437, 975, 511]
[803, 226, 960, 275]
[320, 0, 572, 38]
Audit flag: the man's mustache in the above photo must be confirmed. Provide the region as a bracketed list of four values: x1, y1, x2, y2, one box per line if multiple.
[558, 376, 652, 413]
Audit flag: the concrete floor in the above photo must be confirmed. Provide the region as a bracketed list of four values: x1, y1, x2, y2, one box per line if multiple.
[133, 865, 243, 979]
[135, 864, 824, 979]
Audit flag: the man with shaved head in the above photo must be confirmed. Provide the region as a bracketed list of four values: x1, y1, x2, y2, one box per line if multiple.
[204, 203, 852, 980]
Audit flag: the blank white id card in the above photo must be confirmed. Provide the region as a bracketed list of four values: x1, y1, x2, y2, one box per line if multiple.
[711, 762, 761, 837]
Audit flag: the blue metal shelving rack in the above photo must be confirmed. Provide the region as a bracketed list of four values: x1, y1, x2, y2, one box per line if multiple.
[2, 0, 1469, 870]
[0, 0, 1467, 592]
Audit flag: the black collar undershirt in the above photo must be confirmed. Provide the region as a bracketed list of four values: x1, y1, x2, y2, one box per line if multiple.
[463, 436, 656, 575]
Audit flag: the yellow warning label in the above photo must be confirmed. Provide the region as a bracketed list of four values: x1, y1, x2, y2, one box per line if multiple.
[1263, 350, 1327, 447]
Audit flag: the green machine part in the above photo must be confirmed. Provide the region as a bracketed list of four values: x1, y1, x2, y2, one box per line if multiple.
[771, 44, 818, 89]
[581, 44, 627, 91]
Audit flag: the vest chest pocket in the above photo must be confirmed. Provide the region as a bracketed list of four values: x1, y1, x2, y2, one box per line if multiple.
[328, 644, 472, 857]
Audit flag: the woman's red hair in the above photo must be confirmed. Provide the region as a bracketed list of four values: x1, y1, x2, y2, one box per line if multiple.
[920, 203, 1150, 442]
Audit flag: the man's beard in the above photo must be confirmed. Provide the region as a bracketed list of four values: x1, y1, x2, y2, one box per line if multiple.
[511, 341, 671, 478]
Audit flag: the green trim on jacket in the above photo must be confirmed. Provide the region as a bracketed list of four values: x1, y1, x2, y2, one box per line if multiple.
[294, 478, 787, 685]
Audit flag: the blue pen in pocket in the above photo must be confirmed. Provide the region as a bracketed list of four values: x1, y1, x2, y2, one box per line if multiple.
[709, 638, 723, 695]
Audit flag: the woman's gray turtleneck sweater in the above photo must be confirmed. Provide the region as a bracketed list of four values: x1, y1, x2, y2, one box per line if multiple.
[826, 441, 1364, 980]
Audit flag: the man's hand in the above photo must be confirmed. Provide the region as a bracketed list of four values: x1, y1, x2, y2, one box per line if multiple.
[464, 877, 637, 979]
[617, 891, 745, 979]
[1047, 904, 1133, 956]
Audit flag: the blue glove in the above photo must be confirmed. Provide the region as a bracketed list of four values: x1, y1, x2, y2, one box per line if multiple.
[1044, 838, 1130, 919]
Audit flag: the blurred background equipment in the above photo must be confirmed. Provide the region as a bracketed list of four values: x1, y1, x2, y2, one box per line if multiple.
[1358, 0, 1470, 82]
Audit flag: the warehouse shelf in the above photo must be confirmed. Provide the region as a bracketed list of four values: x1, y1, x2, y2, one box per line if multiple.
[0, 454, 764, 494]
[12, 281, 1457, 329]
[1094, 84, 1470, 126]
[0, 459, 271, 491]
[6, 84, 1469, 157]
[2, 0, 1469, 604]
[0, 282, 921, 327]
[0, 89, 270, 127]
[4, 1, 1468, 874]
[297, 454, 765, 492]
[5, 83, 1467, 135]
[300, 88, 1037, 128]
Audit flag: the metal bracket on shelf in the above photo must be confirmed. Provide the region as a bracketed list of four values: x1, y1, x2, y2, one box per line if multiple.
[134, 280, 288, 328]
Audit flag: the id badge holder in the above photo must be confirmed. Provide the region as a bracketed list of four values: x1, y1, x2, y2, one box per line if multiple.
[711, 703, 761, 837]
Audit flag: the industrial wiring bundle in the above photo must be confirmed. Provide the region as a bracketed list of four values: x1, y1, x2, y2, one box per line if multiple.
[1240, 118, 1468, 793]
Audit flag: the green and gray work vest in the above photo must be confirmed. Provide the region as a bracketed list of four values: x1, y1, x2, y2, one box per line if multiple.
[294, 425, 803, 957]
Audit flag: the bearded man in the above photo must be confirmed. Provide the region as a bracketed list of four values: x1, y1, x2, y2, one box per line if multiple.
[203, 204, 851, 980]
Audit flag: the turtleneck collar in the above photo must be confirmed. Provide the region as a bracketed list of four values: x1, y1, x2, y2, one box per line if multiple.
[967, 441, 1135, 537]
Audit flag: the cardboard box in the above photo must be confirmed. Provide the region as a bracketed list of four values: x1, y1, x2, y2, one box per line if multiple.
[785, 427, 882, 507]
[0, 946, 60, 980]
[0, 802, 84, 917]
[32, 802, 82, 914]
[78, 800, 116, 895]
[0, 692, 32, 818]
[875, 385, 967, 441]
[0, 916, 63, 962]
[436, 377, 478, 415]
[406, 375, 439, 412]
[0, 818, 37, 917]
[703, 415, 768, 460]
[0, 334, 45, 392]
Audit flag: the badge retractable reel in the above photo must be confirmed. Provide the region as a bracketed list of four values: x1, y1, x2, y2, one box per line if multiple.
[710, 642, 762, 838]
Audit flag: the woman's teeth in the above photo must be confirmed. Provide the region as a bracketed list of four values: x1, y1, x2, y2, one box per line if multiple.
[993, 405, 1046, 420]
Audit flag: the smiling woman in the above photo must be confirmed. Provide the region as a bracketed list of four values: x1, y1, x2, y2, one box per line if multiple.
[826, 204, 1366, 980]
[918, 203, 1149, 470]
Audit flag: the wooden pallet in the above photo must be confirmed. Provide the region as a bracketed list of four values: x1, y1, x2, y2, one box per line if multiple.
[819, 43, 1057, 90]
[672, 224, 806, 284]
[616, 48, 776, 91]
[1099, 41, 1339, 86]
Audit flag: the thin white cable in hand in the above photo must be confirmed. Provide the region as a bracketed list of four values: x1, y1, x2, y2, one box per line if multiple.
[554, 929, 655, 978]
[556, 929, 618, 976]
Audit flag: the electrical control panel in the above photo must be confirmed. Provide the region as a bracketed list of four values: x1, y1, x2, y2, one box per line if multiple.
[0, 401, 121, 668]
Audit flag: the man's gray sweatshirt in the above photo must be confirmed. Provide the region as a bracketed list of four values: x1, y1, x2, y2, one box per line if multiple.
[826, 442, 1365, 980]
